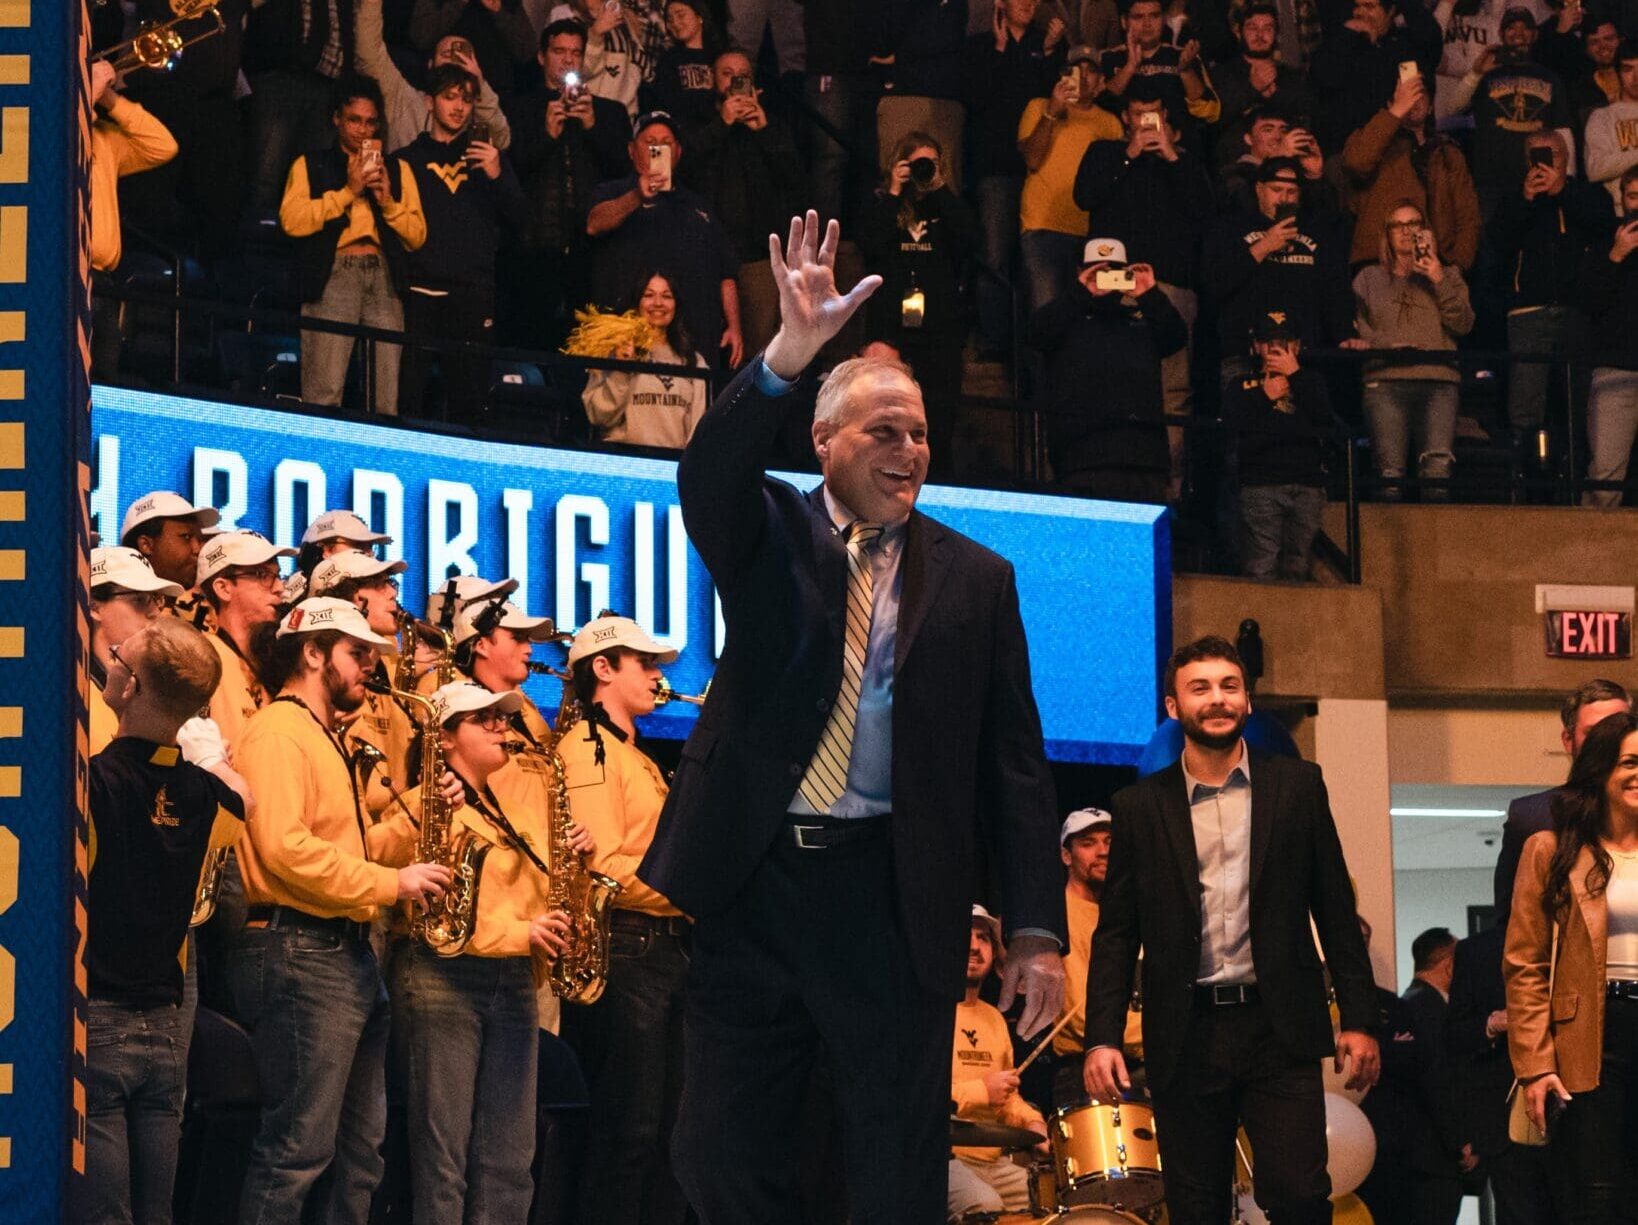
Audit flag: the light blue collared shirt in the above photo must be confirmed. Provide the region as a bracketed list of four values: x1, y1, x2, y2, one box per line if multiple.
[1180, 742, 1256, 985]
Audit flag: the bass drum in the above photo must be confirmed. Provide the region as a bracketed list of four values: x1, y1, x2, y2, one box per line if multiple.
[1047, 1211, 1151, 1224]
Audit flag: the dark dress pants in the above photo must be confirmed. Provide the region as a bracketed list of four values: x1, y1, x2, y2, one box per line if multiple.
[1148, 995, 1331, 1225]
[672, 817, 953, 1225]
[1553, 994, 1638, 1224]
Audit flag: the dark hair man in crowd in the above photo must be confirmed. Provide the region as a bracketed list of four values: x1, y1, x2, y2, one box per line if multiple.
[354, 0, 512, 156]
[503, 19, 631, 348]
[1228, 311, 1332, 581]
[682, 48, 807, 360]
[1565, 17, 1624, 128]
[1493, 678, 1632, 918]
[397, 64, 528, 421]
[1074, 88, 1215, 498]
[1201, 157, 1361, 386]
[1209, 3, 1316, 167]
[1086, 635, 1379, 1225]
[1099, 0, 1222, 138]
[280, 74, 426, 413]
[1310, 0, 1442, 149]
[1031, 237, 1188, 505]
[1585, 39, 1638, 205]
[1580, 166, 1638, 506]
[1447, 7, 1577, 219]
[587, 110, 743, 368]
[1220, 103, 1332, 217]
[1341, 68, 1483, 271]
[1490, 128, 1612, 452]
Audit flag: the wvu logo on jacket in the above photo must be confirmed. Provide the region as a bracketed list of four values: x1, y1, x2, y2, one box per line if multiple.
[430, 160, 469, 194]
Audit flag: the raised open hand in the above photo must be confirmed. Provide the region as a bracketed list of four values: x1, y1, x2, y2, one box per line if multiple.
[761, 211, 883, 380]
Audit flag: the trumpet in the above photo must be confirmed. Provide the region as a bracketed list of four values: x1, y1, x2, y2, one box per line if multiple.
[653, 677, 709, 707]
[95, 0, 224, 74]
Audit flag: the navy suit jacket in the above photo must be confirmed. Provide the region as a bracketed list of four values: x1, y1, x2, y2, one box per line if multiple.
[1493, 788, 1558, 921]
[1085, 750, 1377, 1091]
[637, 360, 1067, 997]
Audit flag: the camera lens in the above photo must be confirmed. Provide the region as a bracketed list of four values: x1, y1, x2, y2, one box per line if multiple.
[909, 157, 936, 186]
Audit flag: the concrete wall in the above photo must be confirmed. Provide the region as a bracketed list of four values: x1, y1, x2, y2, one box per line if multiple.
[1325, 503, 1638, 698]
[1388, 703, 1567, 789]
[1316, 699, 1397, 990]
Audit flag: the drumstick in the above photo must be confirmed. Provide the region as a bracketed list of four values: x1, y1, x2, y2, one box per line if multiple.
[1015, 1005, 1082, 1074]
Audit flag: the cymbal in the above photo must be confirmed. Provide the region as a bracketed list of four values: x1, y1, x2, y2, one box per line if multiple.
[949, 1117, 1043, 1150]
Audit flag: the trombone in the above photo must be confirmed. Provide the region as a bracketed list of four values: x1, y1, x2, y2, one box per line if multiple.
[95, 0, 224, 75]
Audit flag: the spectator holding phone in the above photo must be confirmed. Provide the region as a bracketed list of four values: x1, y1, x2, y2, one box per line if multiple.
[1208, 3, 1315, 168]
[858, 132, 982, 473]
[1309, 0, 1442, 150]
[1585, 39, 1638, 207]
[409, 0, 538, 94]
[1352, 201, 1475, 500]
[1504, 710, 1638, 1216]
[586, 111, 743, 368]
[1490, 129, 1612, 449]
[397, 65, 528, 420]
[1097, 0, 1221, 136]
[1219, 104, 1334, 217]
[355, 0, 512, 153]
[1017, 49, 1123, 314]
[582, 270, 710, 448]
[1342, 68, 1481, 271]
[1029, 237, 1187, 504]
[1579, 168, 1638, 506]
[558, 0, 652, 115]
[1227, 311, 1333, 580]
[683, 49, 807, 359]
[1074, 89, 1214, 498]
[280, 75, 427, 413]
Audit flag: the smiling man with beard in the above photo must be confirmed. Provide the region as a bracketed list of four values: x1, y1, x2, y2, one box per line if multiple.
[1085, 634, 1380, 1225]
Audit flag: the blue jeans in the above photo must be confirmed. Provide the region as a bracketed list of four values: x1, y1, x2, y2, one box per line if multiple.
[1583, 367, 1638, 508]
[973, 175, 1023, 354]
[1019, 229, 1083, 315]
[230, 918, 390, 1225]
[1362, 379, 1459, 499]
[802, 74, 877, 229]
[560, 919, 691, 1225]
[73, 999, 193, 1225]
[1239, 484, 1325, 580]
[388, 941, 538, 1225]
[1506, 304, 1584, 431]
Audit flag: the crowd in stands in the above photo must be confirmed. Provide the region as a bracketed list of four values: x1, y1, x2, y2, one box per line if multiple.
[88, 0, 1638, 569]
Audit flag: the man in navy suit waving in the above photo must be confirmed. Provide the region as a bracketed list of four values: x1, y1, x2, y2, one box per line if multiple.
[639, 212, 1067, 1223]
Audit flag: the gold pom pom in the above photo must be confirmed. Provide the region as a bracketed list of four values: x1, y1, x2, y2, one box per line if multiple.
[561, 307, 657, 359]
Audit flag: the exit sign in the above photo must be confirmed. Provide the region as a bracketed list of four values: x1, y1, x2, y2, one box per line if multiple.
[1546, 610, 1633, 659]
[1538, 585, 1635, 661]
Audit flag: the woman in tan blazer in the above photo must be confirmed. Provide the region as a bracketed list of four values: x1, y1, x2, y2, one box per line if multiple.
[1505, 709, 1638, 1221]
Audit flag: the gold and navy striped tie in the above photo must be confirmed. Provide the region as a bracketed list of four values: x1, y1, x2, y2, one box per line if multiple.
[796, 519, 884, 812]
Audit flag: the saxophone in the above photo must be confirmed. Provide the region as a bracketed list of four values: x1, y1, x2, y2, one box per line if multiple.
[543, 688, 623, 1004]
[370, 622, 488, 956]
[190, 847, 230, 927]
[395, 609, 456, 692]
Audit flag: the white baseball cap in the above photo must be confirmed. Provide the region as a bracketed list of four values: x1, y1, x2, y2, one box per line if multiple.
[453, 597, 557, 645]
[424, 575, 520, 629]
[195, 530, 298, 588]
[1080, 237, 1128, 267]
[119, 491, 221, 545]
[970, 903, 1004, 951]
[308, 551, 409, 597]
[300, 510, 392, 548]
[1061, 807, 1113, 845]
[429, 680, 525, 727]
[275, 597, 394, 647]
[90, 546, 185, 599]
[567, 614, 679, 666]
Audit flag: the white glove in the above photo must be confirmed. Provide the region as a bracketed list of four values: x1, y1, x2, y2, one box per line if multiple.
[176, 716, 229, 771]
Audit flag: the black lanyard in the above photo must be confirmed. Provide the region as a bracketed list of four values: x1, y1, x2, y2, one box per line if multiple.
[465, 783, 551, 877]
[272, 694, 372, 862]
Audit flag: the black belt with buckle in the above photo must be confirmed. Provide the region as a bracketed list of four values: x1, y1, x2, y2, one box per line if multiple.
[785, 815, 889, 851]
[1195, 983, 1260, 1007]
[610, 910, 690, 938]
[1608, 979, 1638, 1001]
[245, 904, 372, 945]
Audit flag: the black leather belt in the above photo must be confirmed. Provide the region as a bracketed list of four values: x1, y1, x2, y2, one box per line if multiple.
[1195, 983, 1261, 1006]
[610, 910, 690, 938]
[1608, 979, 1638, 1000]
[246, 904, 372, 945]
[785, 815, 889, 850]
